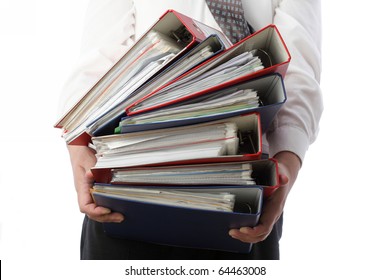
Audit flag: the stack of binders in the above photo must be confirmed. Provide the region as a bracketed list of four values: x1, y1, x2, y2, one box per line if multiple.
[54, 10, 291, 253]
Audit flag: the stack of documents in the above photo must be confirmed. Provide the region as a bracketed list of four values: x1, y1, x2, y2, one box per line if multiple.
[55, 10, 231, 145]
[92, 184, 236, 212]
[92, 120, 239, 168]
[92, 113, 261, 168]
[118, 74, 286, 134]
[59, 30, 182, 144]
[119, 88, 260, 125]
[54, 10, 291, 253]
[90, 158, 279, 253]
[129, 51, 264, 111]
[87, 34, 231, 138]
[110, 162, 256, 186]
[124, 24, 290, 120]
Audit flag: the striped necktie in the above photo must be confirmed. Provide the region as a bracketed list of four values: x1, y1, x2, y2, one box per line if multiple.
[206, 0, 252, 44]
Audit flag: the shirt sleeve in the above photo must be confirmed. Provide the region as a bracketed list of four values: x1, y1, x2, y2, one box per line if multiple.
[57, 0, 136, 118]
[266, 0, 324, 163]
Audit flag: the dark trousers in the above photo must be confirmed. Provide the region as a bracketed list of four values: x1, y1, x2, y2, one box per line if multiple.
[80, 214, 283, 260]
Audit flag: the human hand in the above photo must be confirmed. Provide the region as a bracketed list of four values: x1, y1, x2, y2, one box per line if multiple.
[229, 151, 301, 243]
[77, 170, 124, 223]
[67, 144, 124, 223]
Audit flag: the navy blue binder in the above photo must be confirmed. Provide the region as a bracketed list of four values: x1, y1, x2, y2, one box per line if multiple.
[92, 185, 263, 253]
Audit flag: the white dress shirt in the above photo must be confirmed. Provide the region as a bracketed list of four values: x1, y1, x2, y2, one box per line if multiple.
[58, 0, 323, 162]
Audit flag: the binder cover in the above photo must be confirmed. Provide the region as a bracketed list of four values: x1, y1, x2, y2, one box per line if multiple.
[125, 24, 290, 116]
[119, 73, 286, 134]
[92, 185, 264, 253]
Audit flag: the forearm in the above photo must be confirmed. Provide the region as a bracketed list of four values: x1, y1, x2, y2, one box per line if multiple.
[268, 0, 323, 161]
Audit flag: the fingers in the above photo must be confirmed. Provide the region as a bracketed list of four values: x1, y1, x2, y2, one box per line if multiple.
[82, 203, 125, 223]
[229, 185, 286, 244]
[229, 223, 272, 243]
[229, 201, 283, 243]
[78, 171, 124, 223]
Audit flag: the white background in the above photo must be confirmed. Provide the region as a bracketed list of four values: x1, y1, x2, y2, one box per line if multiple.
[1, 0, 390, 279]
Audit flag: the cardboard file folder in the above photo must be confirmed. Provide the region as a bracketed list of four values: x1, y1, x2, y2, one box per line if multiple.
[92, 185, 264, 253]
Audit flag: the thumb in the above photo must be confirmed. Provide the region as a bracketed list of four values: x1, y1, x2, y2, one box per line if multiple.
[84, 169, 95, 184]
[278, 174, 289, 187]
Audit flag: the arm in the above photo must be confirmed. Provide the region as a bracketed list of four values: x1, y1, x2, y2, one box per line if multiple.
[67, 145, 124, 223]
[267, 0, 323, 161]
[230, 0, 323, 242]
